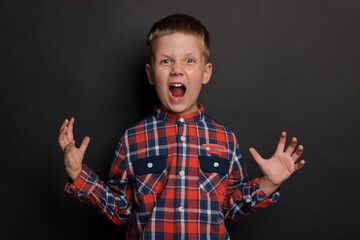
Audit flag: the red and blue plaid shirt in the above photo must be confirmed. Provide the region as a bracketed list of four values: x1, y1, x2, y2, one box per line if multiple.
[66, 104, 279, 239]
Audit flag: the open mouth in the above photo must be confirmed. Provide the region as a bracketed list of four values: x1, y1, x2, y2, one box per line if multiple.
[169, 83, 186, 99]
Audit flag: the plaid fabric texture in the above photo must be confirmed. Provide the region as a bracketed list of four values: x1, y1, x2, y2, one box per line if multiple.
[65, 104, 279, 239]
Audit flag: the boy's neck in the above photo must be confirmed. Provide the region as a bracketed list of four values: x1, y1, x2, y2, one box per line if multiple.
[157, 103, 203, 118]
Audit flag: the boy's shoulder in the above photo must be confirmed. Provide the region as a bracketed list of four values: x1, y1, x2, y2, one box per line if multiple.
[120, 113, 156, 136]
[203, 113, 236, 137]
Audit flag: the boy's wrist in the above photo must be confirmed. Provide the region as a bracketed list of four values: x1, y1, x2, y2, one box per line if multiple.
[259, 176, 281, 196]
[68, 168, 82, 182]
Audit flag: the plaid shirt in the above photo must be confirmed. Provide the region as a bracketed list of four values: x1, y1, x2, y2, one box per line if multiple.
[65, 104, 279, 239]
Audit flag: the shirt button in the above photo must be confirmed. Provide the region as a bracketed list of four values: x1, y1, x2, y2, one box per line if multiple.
[180, 136, 186, 142]
[179, 118, 185, 123]
[213, 162, 219, 168]
[179, 170, 185, 177]
[178, 206, 185, 213]
[245, 199, 252, 203]
[147, 162, 153, 168]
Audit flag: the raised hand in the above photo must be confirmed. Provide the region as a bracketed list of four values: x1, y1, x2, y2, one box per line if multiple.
[58, 118, 90, 181]
[249, 131, 305, 196]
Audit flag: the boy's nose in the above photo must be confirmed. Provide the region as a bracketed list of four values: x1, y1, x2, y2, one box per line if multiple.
[170, 63, 184, 76]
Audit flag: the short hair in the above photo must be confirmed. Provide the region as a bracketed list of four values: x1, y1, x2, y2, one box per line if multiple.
[147, 14, 210, 64]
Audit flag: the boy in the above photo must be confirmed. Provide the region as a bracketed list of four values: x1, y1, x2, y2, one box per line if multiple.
[58, 14, 305, 239]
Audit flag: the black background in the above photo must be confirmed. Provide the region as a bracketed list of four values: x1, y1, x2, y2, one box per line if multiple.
[1, 1, 359, 239]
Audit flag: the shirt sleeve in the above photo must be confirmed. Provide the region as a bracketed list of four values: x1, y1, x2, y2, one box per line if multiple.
[222, 143, 280, 221]
[64, 141, 134, 225]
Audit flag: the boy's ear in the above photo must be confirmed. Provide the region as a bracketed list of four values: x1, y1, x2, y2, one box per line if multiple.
[145, 64, 155, 85]
[202, 63, 213, 85]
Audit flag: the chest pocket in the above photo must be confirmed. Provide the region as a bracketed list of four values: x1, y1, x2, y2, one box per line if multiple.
[199, 156, 229, 194]
[132, 156, 168, 195]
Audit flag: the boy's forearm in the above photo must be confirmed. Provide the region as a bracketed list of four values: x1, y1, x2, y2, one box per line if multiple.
[259, 176, 281, 197]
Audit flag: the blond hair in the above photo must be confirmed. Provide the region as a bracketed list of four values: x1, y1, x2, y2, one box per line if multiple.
[147, 14, 210, 64]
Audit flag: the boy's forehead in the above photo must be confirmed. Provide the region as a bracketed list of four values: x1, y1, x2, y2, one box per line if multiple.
[152, 33, 205, 54]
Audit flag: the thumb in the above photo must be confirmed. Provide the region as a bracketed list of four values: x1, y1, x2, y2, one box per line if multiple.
[79, 136, 90, 153]
[249, 147, 263, 164]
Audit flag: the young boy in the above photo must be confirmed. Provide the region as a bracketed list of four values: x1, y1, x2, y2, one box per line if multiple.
[58, 14, 305, 239]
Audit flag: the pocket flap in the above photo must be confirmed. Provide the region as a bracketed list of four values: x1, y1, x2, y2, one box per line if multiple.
[133, 156, 167, 175]
[199, 156, 229, 175]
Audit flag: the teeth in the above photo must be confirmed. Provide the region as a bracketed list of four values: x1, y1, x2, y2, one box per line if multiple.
[170, 83, 184, 87]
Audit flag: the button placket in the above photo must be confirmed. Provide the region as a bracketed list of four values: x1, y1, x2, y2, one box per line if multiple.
[175, 117, 187, 221]
[176, 118, 186, 143]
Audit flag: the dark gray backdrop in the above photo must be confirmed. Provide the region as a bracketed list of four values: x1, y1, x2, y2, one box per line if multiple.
[1, 0, 359, 239]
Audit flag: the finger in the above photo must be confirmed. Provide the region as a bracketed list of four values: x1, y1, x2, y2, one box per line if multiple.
[294, 160, 305, 171]
[59, 119, 69, 134]
[79, 136, 90, 153]
[58, 130, 67, 150]
[65, 117, 75, 140]
[67, 117, 75, 134]
[276, 131, 287, 153]
[58, 120, 69, 140]
[249, 147, 263, 164]
[58, 125, 67, 140]
[292, 145, 304, 162]
[58, 121, 69, 149]
[285, 137, 297, 155]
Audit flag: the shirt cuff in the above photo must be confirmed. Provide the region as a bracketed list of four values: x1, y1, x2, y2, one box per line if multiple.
[243, 177, 280, 209]
[64, 164, 100, 199]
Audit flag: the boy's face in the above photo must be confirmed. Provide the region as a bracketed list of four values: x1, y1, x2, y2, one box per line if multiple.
[146, 33, 212, 116]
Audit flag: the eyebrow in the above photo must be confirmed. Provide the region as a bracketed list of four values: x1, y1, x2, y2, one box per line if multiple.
[184, 51, 200, 57]
[156, 51, 200, 58]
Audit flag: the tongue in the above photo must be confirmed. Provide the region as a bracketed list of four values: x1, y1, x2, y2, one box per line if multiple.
[170, 86, 185, 97]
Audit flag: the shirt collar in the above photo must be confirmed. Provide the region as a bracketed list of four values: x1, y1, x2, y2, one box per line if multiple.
[153, 104, 205, 124]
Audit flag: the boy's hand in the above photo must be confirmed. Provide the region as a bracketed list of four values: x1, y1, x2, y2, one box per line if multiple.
[58, 118, 90, 181]
[249, 131, 305, 196]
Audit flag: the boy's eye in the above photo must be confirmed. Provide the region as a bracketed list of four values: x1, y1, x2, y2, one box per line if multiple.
[160, 59, 171, 64]
[186, 59, 195, 63]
